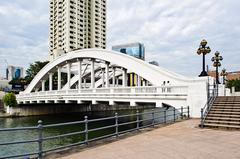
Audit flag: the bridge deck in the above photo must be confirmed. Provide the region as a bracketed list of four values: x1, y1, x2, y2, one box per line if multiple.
[56, 119, 240, 159]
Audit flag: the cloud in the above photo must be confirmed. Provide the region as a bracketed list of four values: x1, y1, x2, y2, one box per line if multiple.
[0, 0, 240, 78]
[0, 0, 49, 76]
[107, 0, 240, 76]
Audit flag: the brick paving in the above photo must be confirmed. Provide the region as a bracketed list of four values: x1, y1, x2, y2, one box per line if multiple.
[58, 119, 240, 159]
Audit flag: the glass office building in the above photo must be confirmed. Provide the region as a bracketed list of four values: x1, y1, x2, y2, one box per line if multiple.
[112, 43, 145, 60]
[112, 43, 145, 86]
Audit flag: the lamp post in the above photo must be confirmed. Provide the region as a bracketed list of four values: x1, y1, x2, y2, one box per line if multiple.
[211, 51, 223, 85]
[197, 39, 211, 77]
[220, 68, 228, 85]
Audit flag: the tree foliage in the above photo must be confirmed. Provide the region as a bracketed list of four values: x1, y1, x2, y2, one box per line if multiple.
[3, 93, 17, 107]
[25, 61, 49, 84]
[226, 79, 240, 92]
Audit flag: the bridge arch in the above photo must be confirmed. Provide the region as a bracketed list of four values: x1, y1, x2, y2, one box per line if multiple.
[24, 49, 204, 93]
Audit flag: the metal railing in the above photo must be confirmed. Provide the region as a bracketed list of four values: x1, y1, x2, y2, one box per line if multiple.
[200, 86, 218, 128]
[0, 107, 190, 159]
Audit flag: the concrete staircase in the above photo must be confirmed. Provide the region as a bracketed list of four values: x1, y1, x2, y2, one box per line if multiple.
[204, 96, 240, 129]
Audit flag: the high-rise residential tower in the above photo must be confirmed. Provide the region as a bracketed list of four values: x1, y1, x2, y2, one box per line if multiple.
[49, 0, 106, 60]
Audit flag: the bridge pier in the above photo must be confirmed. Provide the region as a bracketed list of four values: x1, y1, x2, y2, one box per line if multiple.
[46, 100, 55, 104]
[92, 100, 98, 105]
[130, 101, 137, 107]
[38, 100, 45, 104]
[24, 101, 30, 104]
[55, 100, 65, 104]
[109, 100, 115, 106]
[66, 100, 78, 104]
[77, 100, 83, 104]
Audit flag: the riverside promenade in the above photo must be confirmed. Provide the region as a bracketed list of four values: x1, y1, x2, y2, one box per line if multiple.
[57, 119, 240, 159]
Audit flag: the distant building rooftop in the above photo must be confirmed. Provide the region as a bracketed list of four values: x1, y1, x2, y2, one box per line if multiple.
[208, 70, 240, 80]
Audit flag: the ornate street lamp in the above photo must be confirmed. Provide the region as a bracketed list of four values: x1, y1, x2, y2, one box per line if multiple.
[197, 39, 211, 77]
[220, 68, 228, 85]
[211, 51, 223, 84]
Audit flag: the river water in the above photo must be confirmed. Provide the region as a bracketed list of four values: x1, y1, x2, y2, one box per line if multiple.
[0, 107, 178, 158]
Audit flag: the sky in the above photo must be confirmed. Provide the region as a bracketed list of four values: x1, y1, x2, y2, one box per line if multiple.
[0, 0, 240, 78]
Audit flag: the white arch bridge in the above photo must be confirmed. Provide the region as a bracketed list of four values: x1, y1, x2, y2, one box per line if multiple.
[17, 49, 209, 117]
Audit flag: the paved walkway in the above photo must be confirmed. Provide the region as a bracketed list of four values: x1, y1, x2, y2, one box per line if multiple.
[58, 119, 240, 159]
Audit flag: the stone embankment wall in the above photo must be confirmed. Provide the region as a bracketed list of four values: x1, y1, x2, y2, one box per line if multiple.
[0, 100, 3, 112]
[0, 91, 5, 112]
[6, 103, 155, 116]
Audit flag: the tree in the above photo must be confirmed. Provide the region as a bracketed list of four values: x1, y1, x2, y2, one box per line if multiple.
[25, 61, 49, 84]
[3, 93, 17, 107]
[226, 79, 240, 92]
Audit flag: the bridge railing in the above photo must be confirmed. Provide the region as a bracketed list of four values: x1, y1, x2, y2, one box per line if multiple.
[200, 86, 218, 128]
[18, 86, 188, 98]
[0, 106, 190, 159]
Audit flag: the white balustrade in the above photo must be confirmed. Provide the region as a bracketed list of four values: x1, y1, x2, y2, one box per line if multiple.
[96, 88, 111, 93]
[113, 88, 131, 93]
[81, 89, 94, 93]
[57, 90, 67, 95]
[17, 85, 189, 103]
[67, 89, 79, 94]
[47, 91, 57, 95]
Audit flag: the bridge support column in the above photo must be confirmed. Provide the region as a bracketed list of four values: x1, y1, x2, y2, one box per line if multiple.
[112, 67, 116, 87]
[92, 100, 97, 105]
[49, 73, 53, 91]
[91, 59, 95, 88]
[78, 59, 82, 90]
[116, 77, 119, 87]
[102, 69, 105, 87]
[105, 62, 110, 88]
[67, 63, 71, 89]
[130, 101, 136, 106]
[137, 75, 141, 87]
[109, 100, 115, 105]
[41, 80, 46, 91]
[77, 100, 83, 104]
[57, 66, 61, 90]
[84, 78, 87, 88]
[143, 80, 146, 86]
[122, 68, 127, 87]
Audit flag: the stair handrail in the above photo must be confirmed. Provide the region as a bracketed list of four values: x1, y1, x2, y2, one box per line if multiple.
[200, 86, 218, 128]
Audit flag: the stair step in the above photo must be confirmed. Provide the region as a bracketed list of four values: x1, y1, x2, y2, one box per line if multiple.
[212, 106, 240, 108]
[203, 123, 240, 129]
[211, 108, 240, 112]
[205, 120, 240, 125]
[213, 103, 240, 105]
[212, 108, 240, 110]
[211, 112, 240, 115]
[207, 114, 240, 118]
[206, 116, 240, 121]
